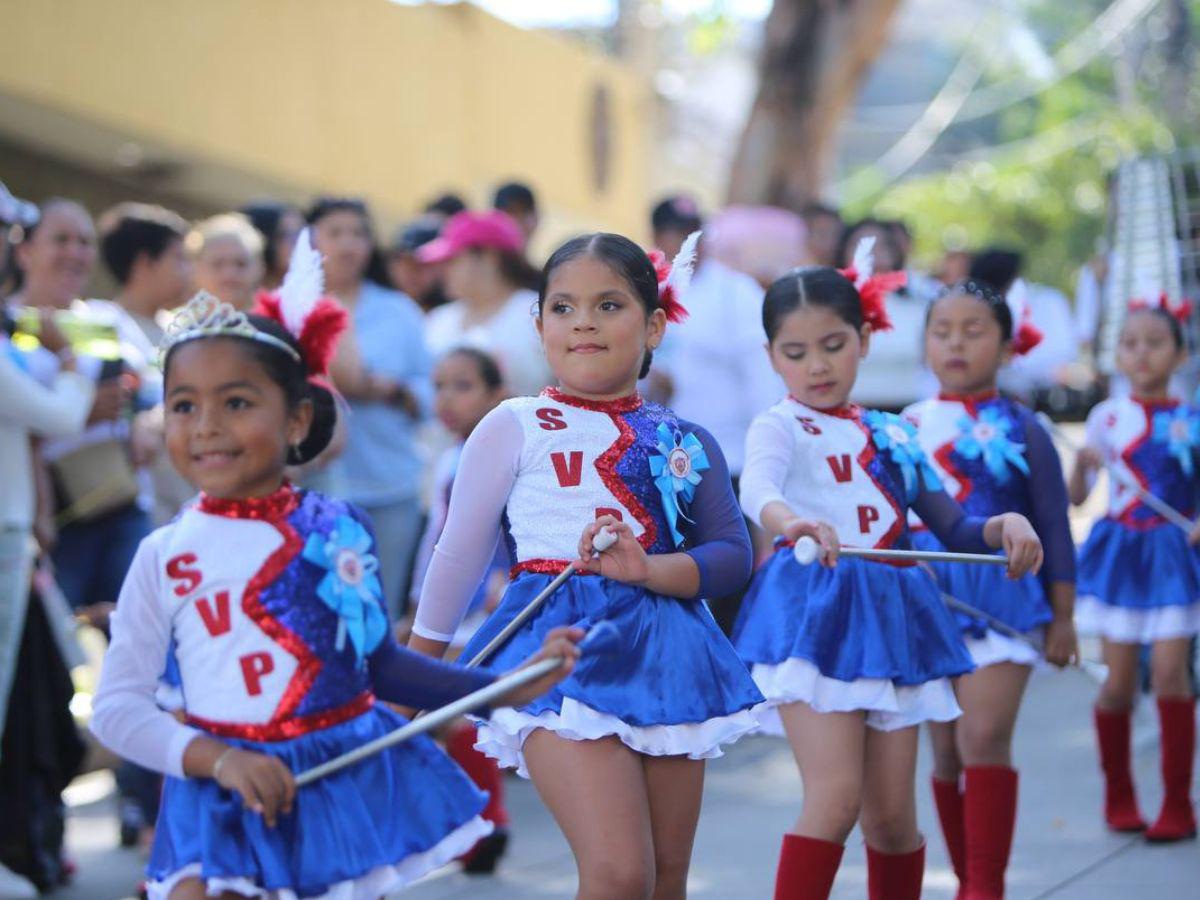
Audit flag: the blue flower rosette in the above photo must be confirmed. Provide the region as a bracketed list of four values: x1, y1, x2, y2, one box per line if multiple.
[953, 409, 1029, 483]
[1152, 406, 1200, 477]
[649, 423, 710, 547]
[863, 410, 941, 502]
[302, 514, 388, 664]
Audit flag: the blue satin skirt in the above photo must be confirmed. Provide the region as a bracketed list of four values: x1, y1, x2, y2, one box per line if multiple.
[733, 545, 974, 686]
[149, 705, 487, 897]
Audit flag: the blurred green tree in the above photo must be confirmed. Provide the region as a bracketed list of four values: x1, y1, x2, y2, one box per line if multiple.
[843, 0, 1199, 292]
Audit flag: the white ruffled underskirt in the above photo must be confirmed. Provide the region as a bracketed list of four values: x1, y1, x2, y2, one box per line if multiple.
[750, 658, 962, 733]
[474, 696, 760, 779]
[1075, 596, 1200, 643]
[965, 628, 1042, 669]
[147, 815, 492, 900]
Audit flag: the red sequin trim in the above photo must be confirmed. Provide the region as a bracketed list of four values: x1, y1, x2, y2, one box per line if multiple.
[198, 482, 299, 521]
[849, 415, 906, 550]
[1130, 396, 1180, 414]
[186, 691, 374, 741]
[242, 516, 320, 724]
[511, 559, 598, 578]
[934, 439, 971, 506]
[937, 390, 999, 418]
[1116, 402, 1169, 529]
[541, 387, 643, 414]
[597, 408, 658, 549]
[788, 397, 861, 420]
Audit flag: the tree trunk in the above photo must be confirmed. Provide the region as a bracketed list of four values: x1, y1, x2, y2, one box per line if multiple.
[727, 0, 902, 209]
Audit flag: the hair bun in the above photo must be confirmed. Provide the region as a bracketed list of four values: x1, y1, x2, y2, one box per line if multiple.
[288, 377, 338, 465]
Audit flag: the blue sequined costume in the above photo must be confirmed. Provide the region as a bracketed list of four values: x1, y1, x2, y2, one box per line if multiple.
[413, 390, 763, 777]
[1075, 396, 1200, 641]
[93, 485, 497, 898]
[905, 392, 1075, 666]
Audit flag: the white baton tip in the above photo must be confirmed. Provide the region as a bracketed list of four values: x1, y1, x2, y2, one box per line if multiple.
[793, 535, 819, 565]
[593, 527, 618, 553]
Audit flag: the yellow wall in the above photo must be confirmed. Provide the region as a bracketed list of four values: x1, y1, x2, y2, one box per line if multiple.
[0, 0, 650, 250]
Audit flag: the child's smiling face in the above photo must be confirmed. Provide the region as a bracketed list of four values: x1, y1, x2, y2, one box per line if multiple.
[164, 338, 312, 498]
[537, 253, 665, 400]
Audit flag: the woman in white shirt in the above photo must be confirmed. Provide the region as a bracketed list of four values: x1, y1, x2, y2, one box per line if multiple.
[420, 210, 551, 398]
[0, 309, 94, 894]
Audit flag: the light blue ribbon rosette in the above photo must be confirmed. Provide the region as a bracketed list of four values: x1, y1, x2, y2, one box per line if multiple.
[863, 410, 941, 502]
[649, 422, 710, 547]
[1152, 406, 1200, 477]
[302, 514, 387, 664]
[953, 409, 1029, 483]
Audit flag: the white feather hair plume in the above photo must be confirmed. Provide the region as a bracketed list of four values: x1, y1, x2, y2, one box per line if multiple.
[666, 230, 702, 298]
[1006, 277, 1029, 320]
[277, 227, 325, 337]
[850, 236, 876, 287]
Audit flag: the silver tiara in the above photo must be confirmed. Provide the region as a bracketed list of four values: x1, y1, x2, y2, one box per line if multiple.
[160, 291, 301, 366]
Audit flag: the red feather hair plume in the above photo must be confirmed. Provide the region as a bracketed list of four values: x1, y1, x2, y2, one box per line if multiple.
[836, 264, 905, 333]
[647, 235, 698, 324]
[1129, 291, 1192, 322]
[249, 227, 349, 379]
[252, 291, 348, 377]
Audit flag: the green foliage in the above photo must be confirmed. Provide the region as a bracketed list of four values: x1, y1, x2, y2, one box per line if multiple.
[842, 0, 1200, 293]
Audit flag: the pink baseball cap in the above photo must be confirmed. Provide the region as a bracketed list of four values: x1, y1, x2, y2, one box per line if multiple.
[417, 210, 525, 263]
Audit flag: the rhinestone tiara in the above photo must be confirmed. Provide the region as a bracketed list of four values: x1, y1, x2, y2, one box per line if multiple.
[160, 291, 301, 366]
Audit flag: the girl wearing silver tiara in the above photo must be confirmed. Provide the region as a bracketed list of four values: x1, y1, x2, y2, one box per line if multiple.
[89, 232, 583, 899]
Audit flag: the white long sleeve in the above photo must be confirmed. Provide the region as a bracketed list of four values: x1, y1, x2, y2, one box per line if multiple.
[91, 533, 201, 778]
[738, 411, 797, 527]
[0, 348, 93, 437]
[412, 405, 523, 641]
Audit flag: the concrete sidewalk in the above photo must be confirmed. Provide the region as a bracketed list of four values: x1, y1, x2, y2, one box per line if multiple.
[403, 666, 1197, 899]
[51, 660, 1198, 899]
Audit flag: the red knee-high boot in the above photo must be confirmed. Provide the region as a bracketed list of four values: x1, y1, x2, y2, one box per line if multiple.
[962, 766, 1018, 900]
[1145, 697, 1197, 842]
[866, 842, 925, 900]
[931, 776, 966, 897]
[446, 722, 510, 873]
[773, 834, 843, 900]
[1094, 707, 1146, 832]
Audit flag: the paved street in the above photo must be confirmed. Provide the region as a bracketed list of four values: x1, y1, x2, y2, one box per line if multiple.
[52, 662, 1199, 899]
[44, 427, 1200, 898]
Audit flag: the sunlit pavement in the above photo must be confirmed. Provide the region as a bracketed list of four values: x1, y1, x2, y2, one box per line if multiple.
[54, 425, 1200, 898]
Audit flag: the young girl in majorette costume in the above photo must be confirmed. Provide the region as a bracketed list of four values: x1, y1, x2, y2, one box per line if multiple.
[1070, 294, 1198, 843]
[91, 233, 580, 899]
[904, 279, 1078, 898]
[410, 232, 763, 898]
[732, 242, 1043, 900]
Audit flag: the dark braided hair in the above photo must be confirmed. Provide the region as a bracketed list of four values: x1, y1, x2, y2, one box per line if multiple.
[927, 279, 1014, 341]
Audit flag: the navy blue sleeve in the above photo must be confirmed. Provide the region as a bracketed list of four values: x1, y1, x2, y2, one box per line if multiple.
[368, 640, 496, 711]
[1022, 410, 1076, 585]
[344, 499, 497, 711]
[679, 423, 754, 599]
[911, 477, 990, 553]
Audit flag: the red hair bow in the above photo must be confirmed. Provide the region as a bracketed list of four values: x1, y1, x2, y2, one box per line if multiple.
[1010, 310, 1044, 356]
[1129, 291, 1192, 323]
[836, 265, 905, 333]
